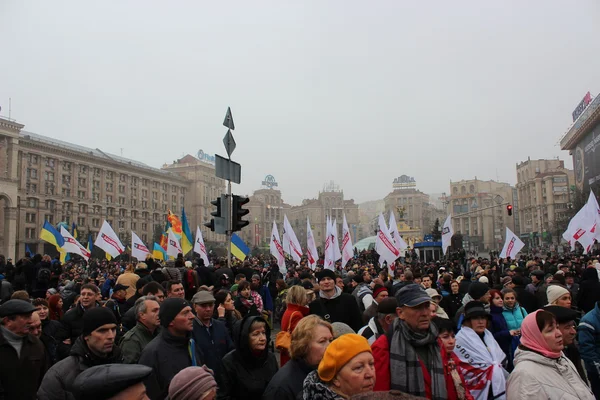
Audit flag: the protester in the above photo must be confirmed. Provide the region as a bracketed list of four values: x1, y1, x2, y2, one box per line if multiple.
[545, 305, 587, 383]
[507, 310, 594, 399]
[191, 290, 234, 378]
[48, 293, 64, 321]
[351, 270, 374, 313]
[213, 289, 242, 340]
[218, 315, 278, 399]
[119, 295, 161, 364]
[121, 281, 165, 331]
[104, 283, 129, 323]
[61, 283, 100, 344]
[234, 280, 261, 317]
[358, 297, 398, 345]
[439, 280, 463, 320]
[501, 289, 527, 332]
[168, 366, 218, 400]
[139, 298, 203, 400]
[302, 333, 375, 399]
[363, 284, 389, 323]
[264, 315, 334, 400]
[578, 299, 600, 397]
[0, 299, 48, 400]
[115, 263, 139, 300]
[454, 282, 490, 328]
[38, 307, 122, 400]
[33, 298, 66, 364]
[488, 290, 514, 370]
[123, 279, 147, 313]
[279, 285, 310, 366]
[546, 284, 572, 308]
[166, 280, 186, 299]
[72, 364, 153, 400]
[426, 288, 449, 319]
[577, 267, 600, 313]
[512, 275, 539, 313]
[309, 269, 363, 332]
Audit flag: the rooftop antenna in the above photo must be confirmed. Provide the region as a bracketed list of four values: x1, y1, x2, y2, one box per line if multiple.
[8, 98, 11, 120]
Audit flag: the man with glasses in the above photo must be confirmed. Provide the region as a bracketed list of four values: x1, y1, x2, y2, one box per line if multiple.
[191, 290, 234, 379]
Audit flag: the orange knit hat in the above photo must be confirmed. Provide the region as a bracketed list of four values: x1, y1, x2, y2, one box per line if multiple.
[317, 334, 372, 382]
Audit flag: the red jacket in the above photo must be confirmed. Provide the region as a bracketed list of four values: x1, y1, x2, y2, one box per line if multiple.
[372, 334, 473, 400]
[279, 303, 310, 366]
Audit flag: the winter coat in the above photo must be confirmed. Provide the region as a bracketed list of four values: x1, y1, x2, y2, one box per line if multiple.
[217, 315, 278, 400]
[358, 316, 384, 345]
[578, 301, 600, 369]
[302, 370, 345, 400]
[0, 328, 47, 400]
[512, 284, 539, 313]
[138, 329, 204, 400]
[440, 292, 464, 320]
[309, 287, 364, 332]
[352, 283, 374, 312]
[37, 337, 122, 400]
[489, 304, 512, 358]
[263, 357, 314, 400]
[61, 304, 90, 344]
[577, 268, 600, 314]
[506, 347, 594, 400]
[192, 317, 234, 378]
[363, 301, 378, 324]
[40, 319, 69, 365]
[115, 271, 139, 300]
[119, 322, 160, 364]
[502, 304, 527, 331]
[279, 303, 309, 366]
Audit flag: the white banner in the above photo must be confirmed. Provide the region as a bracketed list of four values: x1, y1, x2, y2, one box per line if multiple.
[94, 220, 125, 258]
[283, 215, 303, 263]
[441, 215, 454, 255]
[193, 226, 210, 267]
[499, 227, 525, 259]
[60, 226, 90, 261]
[167, 228, 183, 258]
[324, 216, 335, 271]
[341, 214, 354, 267]
[389, 212, 408, 252]
[270, 221, 286, 274]
[332, 218, 342, 261]
[306, 217, 319, 270]
[376, 213, 400, 266]
[131, 231, 150, 261]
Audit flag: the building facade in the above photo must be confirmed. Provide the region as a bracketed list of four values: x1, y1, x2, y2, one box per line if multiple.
[515, 158, 574, 246]
[0, 117, 225, 261]
[448, 178, 515, 252]
[383, 176, 431, 239]
[241, 187, 289, 248]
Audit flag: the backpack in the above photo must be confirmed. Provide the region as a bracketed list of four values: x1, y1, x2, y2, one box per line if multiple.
[185, 269, 197, 292]
[37, 267, 52, 284]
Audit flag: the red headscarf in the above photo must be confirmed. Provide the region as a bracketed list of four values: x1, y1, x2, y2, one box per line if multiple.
[48, 294, 64, 321]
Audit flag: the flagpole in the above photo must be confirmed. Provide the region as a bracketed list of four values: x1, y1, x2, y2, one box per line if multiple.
[227, 179, 232, 268]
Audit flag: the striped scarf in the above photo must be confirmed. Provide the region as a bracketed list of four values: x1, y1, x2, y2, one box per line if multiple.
[389, 319, 447, 400]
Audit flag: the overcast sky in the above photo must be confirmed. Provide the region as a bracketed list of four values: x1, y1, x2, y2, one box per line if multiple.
[2, 1, 600, 205]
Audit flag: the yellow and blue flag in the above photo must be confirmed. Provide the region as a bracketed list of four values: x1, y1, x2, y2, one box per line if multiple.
[71, 222, 79, 240]
[231, 233, 250, 261]
[87, 233, 93, 253]
[25, 244, 33, 256]
[152, 243, 167, 261]
[40, 221, 65, 249]
[181, 207, 193, 255]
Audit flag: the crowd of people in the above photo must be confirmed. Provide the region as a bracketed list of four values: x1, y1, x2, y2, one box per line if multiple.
[1, 248, 600, 399]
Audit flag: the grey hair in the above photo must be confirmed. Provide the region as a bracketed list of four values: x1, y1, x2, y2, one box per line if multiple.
[134, 295, 158, 321]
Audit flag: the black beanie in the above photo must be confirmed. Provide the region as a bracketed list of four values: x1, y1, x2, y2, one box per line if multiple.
[82, 307, 117, 336]
[468, 282, 490, 300]
[159, 298, 189, 328]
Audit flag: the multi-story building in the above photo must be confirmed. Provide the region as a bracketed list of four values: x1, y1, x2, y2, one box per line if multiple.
[242, 186, 289, 247]
[383, 176, 430, 238]
[515, 158, 574, 246]
[0, 117, 224, 261]
[448, 178, 515, 252]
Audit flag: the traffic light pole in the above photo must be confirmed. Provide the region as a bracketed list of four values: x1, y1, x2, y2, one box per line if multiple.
[227, 174, 232, 268]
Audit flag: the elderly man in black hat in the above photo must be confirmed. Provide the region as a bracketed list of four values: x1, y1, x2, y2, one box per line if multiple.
[138, 297, 204, 400]
[308, 268, 363, 331]
[38, 307, 122, 400]
[72, 364, 152, 400]
[105, 283, 129, 324]
[0, 299, 47, 400]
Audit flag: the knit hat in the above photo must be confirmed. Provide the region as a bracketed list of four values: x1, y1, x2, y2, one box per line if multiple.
[468, 282, 490, 300]
[230, 284, 239, 293]
[331, 322, 355, 338]
[373, 286, 388, 299]
[501, 276, 512, 287]
[168, 366, 217, 400]
[546, 285, 570, 306]
[478, 276, 489, 284]
[317, 269, 337, 281]
[425, 288, 441, 300]
[159, 298, 189, 328]
[318, 334, 372, 382]
[184, 261, 193, 269]
[82, 307, 118, 336]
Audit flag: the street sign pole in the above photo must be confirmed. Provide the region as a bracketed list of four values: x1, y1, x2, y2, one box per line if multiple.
[227, 179, 232, 268]
[221, 107, 236, 268]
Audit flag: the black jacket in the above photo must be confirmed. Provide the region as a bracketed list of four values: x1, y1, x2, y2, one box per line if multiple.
[262, 357, 314, 400]
[439, 292, 464, 320]
[192, 318, 234, 378]
[61, 304, 89, 343]
[0, 328, 47, 400]
[217, 315, 278, 400]
[577, 268, 600, 314]
[37, 336, 122, 400]
[513, 284, 539, 313]
[40, 319, 69, 365]
[138, 329, 204, 400]
[308, 288, 363, 332]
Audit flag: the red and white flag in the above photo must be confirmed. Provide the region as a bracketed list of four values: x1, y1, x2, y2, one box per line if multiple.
[376, 213, 400, 266]
[193, 226, 210, 267]
[306, 217, 319, 270]
[332, 219, 342, 261]
[341, 214, 354, 267]
[60, 226, 91, 261]
[131, 231, 150, 261]
[324, 216, 335, 271]
[499, 227, 525, 259]
[270, 221, 286, 274]
[166, 228, 183, 258]
[283, 215, 303, 263]
[563, 192, 599, 253]
[389, 212, 408, 252]
[94, 220, 125, 258]
[441, 215, 454, 256]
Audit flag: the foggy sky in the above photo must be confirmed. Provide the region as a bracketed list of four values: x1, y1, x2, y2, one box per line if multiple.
[2, 1, 600, 205]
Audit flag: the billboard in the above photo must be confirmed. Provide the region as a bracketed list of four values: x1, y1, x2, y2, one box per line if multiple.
[573, 121, 600, 192]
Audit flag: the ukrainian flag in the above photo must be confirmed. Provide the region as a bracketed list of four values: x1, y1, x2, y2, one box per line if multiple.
[87, 233, 93, 253]
[181, 207, 193, 255]
[231, 233, 250, 261]
[71, 222, 79, 240]
[40, 221, 65, 249]
[152, 243, 167, 261]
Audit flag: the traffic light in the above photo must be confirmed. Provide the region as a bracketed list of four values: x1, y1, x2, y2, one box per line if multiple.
[204, 195, 228, 234]
[506, 204, 513, 216]
[231, 195, 250, 232]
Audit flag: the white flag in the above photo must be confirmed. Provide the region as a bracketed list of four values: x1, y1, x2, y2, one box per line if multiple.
[341, 214, 354, 267]
[283, 215, 303, 263]
[193, 226, 210, 267]
[270, 221, 286, 274]
[60, 226, 91, 261]
[94, 220, 125, 258]
[499, 227, 525, 259]
[131, 231, 150, 261]
[376, 213, 400, 266]
[587, 192, 600, 242]
[306, 217, 319, 270]
[166, 229, 183, 258]
[441, 215, 454, 255]
[332, 219, 342, 261]
[389, 212, 408, 252]
[324, 216, 335, 270]
[563, 193, 597, 253]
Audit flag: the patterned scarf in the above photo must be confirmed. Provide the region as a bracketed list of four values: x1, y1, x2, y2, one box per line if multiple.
[389, 319, 447, 400]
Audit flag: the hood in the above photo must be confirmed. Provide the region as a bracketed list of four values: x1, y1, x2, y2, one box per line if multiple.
[302, 370, 343, 400]
[320, 286, 342, 300]
[71, 336, 122, 366]
[233, 315, 271, 363]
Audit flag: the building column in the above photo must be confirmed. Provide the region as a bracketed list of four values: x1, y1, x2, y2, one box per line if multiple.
[4, 206, 17, 262]
[6, 138, 19, 181]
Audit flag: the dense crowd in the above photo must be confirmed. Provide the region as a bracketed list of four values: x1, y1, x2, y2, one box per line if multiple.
[1, 248, 600, 399]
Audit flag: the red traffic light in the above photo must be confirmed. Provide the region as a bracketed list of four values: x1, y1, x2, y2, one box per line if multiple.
[506, 204, 513, 216]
